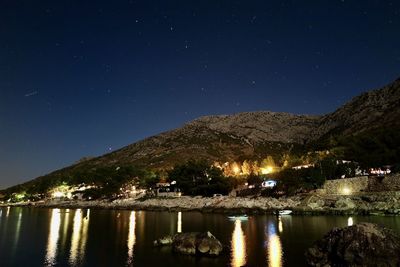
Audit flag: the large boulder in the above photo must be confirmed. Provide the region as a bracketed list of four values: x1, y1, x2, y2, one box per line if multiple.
[154, 231, 223, 256]
[305, 223, 400, 267]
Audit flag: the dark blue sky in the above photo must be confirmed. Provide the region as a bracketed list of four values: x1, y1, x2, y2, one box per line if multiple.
[1, 0, 399, 188]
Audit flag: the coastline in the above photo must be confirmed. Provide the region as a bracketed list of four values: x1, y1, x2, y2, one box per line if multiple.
[2, 191, 400, 216]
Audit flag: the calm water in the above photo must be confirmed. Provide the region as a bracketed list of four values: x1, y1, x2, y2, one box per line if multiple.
[1, 207, 400, 267]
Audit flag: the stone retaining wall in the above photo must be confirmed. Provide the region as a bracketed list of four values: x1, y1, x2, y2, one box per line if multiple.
[368, 174, 400, 192]
[323, 176, 369, 195]
[322, 174, 400, 195]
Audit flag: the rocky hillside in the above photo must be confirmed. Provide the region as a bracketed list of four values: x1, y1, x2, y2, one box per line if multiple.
[4, 76, 400, 190]
[84, 77, 400, 170]
[313, 77, 400, 140]
[83, 111, 320, 169]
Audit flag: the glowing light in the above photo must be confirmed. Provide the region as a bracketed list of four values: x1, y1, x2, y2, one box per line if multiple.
[342, 187, 351, 195]
[278, 217, 283, 233]
[14, 193, 26, 201]
[348, 217, 353, 226]
[267, 223, 283, 267]
[261, 166, 274, 175]
[262, 180, 277, 188]
[127, 211, 136, 265]
[69, 209, 89, 265]
[231, 219, 246, 267]
[45, 209, 61, 266]
[177, 212, 182, 233]
[233, 165, 241, 175]
[52, 191, 65, 198]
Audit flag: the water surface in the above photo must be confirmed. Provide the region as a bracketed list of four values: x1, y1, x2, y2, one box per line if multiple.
[1, 207, 400, 266]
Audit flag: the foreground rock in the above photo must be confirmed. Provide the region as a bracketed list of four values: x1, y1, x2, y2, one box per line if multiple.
[154, 231, 223, 256]
[305, 223, 400, 267]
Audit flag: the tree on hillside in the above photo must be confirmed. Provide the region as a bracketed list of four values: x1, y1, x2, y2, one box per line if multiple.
[167, 160, 233, 196]
[247, 172, 262, 187]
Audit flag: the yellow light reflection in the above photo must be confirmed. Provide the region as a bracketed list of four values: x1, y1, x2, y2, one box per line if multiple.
[278, 216, 283, 233]
[267, 223, 283, 267]
[45, 209, 61, 266]
[69, 209, 90, 266]
[6, 206, 10, 217]
[231, 219, 246, 267]
[348, 217, 353, 226]
[62, 209, 70, 244]
[177, 212, 182, 233]
[127, 211, 136, 265]
[11, 209, 23, 258]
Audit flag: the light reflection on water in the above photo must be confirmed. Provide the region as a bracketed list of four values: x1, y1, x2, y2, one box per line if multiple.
[278, 216, 283, 233]
[69, 209, 90, 266]
[266, 221, 283, 267]
[61, 209, 70, 248]
[45, 209, 61, 266]
[11, 209, 22, 258]
[231, 219, 246, 267]
[3, 209, 400, 267]
[177, 212, 182, 233]
[127, 211, 136, 265]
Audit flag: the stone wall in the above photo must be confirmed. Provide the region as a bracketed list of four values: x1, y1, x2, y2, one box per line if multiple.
[322, 174, 400, 195]
[322, 176, 369, 195]
[368, 174, 400, 192]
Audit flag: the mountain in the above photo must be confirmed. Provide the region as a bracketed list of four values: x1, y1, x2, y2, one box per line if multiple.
[4, 77, 400, 192]
[314, 77, 400, 140]
[89, 111, 320, 169]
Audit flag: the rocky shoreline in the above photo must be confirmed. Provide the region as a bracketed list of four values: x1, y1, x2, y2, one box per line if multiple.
[3, 191, 400, 215]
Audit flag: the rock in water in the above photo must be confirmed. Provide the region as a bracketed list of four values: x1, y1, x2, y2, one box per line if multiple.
[154, 231, 223, 256]
[153, 235, 173, 246]
[173, 231, 223, 256]
[305, 223, 400, 267]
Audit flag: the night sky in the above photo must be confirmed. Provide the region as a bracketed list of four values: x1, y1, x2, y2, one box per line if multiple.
[1, 1, 400, 189]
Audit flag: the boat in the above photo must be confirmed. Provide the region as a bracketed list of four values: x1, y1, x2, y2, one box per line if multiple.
[278, 210, 292, 215]
[228, 215, 248, 221]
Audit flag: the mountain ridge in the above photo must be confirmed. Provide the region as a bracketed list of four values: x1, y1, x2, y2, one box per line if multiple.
[4, 77, 400, 191]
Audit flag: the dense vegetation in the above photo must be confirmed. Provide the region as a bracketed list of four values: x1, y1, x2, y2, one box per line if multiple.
[167, 160, 233, 196]
[336, 127, 400, 169]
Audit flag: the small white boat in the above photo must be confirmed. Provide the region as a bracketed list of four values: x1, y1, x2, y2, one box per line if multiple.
[228, 215, 248, 221]
[278, 210, 292, 215]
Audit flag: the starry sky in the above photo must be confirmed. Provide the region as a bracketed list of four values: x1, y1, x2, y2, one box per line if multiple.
[1, 1, 400, 189]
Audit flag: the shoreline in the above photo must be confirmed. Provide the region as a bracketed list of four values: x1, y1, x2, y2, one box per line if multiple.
[2, 191, 400, 216]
